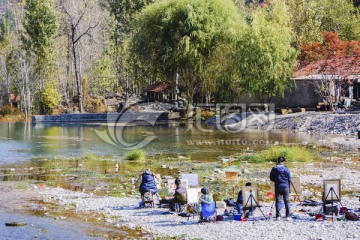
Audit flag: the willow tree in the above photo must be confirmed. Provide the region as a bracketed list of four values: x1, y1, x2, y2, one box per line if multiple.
[132, 0, 242, 108]
[232, 0, 298, 102]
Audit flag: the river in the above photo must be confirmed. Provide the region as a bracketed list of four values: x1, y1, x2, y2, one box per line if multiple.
[0, 122, 325, 166]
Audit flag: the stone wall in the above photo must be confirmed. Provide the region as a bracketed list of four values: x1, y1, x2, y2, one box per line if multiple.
[32, 112, 172, 123]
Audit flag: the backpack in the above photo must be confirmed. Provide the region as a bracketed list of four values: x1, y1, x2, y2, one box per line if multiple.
[345, 211, 359, 221]
[224, 198, 236, 207]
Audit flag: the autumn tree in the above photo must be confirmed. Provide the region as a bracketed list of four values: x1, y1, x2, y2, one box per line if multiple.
[299, 32, 360, 108]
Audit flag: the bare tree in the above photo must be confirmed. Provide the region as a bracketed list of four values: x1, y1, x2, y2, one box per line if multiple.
[58, 0, 100, 112]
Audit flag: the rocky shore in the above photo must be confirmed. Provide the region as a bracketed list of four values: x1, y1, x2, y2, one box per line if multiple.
[35, 156, 360, 240]
[206, 112, 360, 136]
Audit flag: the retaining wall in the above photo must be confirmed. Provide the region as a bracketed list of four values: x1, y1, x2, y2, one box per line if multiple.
[32, 112, 173, 123]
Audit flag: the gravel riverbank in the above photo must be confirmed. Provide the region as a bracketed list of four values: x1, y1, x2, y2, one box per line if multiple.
[33, 152, 360, 240]
[38, 187, 360, 240]
[206, 112, 360, 136]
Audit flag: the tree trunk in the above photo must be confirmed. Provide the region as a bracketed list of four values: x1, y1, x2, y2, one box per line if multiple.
[25, 61, 31, 117]
[72, 41, 83, 112]
[77, 41, 84, 112]
[6, 74, 10, 106]
[21, 85, 26, 118]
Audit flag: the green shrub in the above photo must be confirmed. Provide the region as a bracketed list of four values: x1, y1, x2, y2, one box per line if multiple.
[237, 154, 262, 163]
[41, 84, 60, 114]
[124, 149, 146, 161]
[260, 146, 313, 163]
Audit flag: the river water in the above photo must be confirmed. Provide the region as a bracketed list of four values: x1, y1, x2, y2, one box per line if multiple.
[0, 210, 105, 239]
[0, 122, 327, 239]
[0, 122, 324, 166]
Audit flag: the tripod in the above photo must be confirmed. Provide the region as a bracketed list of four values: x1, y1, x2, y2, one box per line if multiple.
[244, 190, 268, 224]
[322, 187, 343, 222]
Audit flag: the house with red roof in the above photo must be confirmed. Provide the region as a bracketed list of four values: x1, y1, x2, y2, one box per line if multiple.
[289, 55, 360, 108]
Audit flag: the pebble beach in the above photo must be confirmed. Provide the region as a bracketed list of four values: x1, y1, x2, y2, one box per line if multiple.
[38, 187, 360, 240]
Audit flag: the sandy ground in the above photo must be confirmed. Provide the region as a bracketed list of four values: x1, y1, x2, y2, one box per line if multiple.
[0, 182, 39, 213]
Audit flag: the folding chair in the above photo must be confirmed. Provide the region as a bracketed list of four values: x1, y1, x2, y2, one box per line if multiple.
[141, 191, 155, 208]
[199, 201, 217, 222]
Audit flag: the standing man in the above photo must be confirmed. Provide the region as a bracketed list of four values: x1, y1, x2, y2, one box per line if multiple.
[270, 157, 291, 220]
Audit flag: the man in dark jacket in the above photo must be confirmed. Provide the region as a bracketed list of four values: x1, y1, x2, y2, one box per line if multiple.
[270, 157, 291, 220]
[139, 169, 158, 195]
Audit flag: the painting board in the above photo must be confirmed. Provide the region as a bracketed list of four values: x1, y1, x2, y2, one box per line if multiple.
[270, 183, 275, 194]
[180, 174, 199, 187]
[242, 186, 260, 208]
[186, 188, 199, 204]
[323, 179, 341, 201]
[290, 176, 301, 194]
[167, 178, 189, 194]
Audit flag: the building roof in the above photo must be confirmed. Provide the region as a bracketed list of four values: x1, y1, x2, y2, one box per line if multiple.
[293, 55, 360, 80]
[10, 94, 21, 101]
[146, 82, 167, 92]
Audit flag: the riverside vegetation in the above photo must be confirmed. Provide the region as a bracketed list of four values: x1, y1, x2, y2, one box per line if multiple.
[1, 0, 360, 116]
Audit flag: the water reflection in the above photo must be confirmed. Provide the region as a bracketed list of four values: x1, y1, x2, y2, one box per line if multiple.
[0, 122, 323, 165]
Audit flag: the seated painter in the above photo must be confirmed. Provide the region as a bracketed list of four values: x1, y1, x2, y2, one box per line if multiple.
[138, 169, 158, 196]
[199, 187, 216, 221]
[236, 182, 256, 218]
[169, 178, 187, 211]
[199, 187, 214, 205]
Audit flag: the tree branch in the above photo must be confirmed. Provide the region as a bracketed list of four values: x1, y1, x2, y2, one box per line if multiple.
[74, 22, 99, 44]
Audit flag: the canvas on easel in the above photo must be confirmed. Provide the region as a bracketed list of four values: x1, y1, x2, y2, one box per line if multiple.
[242, 186, 260, 208]
[323, 179, 341, 201]
[180, 174, 199, 187]
[186, 188, 200, 204]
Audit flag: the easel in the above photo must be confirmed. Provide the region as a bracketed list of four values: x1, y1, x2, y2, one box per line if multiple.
[322, 187, 343, 222]
[290, 181, 301, 202]
[244, 190, 267, 224]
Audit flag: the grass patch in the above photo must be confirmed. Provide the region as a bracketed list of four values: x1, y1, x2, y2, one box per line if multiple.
[124, 149, 146, 161]
[260, 146, 313, 162]
[237, 146, 313, 163]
